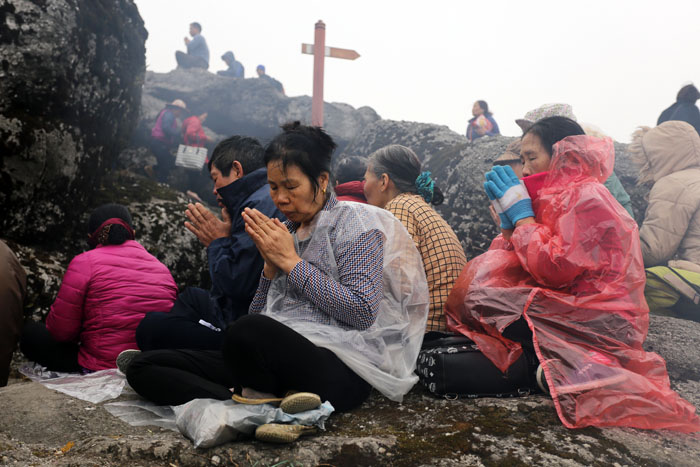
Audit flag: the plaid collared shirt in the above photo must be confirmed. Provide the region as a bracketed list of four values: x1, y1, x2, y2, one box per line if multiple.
[249, 194, 384, 330]
[385, 193, 467, 332]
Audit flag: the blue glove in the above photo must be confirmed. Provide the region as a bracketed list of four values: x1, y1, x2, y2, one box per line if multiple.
[484, 181, 514, 230]
[484, 165, 534, 226]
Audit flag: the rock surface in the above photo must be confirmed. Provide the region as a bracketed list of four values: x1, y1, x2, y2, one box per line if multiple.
[2, 315, 698, 466]
[136, 69, 380, 152]
[0, 0, 147, 243]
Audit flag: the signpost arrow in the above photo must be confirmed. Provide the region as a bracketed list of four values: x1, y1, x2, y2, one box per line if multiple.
[301, 21, 360, 126]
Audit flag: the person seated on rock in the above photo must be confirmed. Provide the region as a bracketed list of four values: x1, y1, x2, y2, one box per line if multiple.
[217, 51, 244, 78]
[0, 240, 26, 387]
[657, 83, 700, 135]
[333, 155, 368, 203]
[150, 99, 187, 183]
[124, 123, 429, 415]
[134, 135, 283, 352]
[628, 121, 700, 320]
[256, 65, 285, 95]
[19, 204, 177, 373]
[175, 22, 209, 70]
[363, 144, 467, 332]
[446, 116, 700, 431]
[466, 100, 500, 142]
[515, 103, 634, 217]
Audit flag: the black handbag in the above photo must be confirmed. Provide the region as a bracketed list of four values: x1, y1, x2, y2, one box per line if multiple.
[416, 332, 536, 399]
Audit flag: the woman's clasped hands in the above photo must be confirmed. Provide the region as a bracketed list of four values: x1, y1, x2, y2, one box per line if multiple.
[242, 208, 301, 279]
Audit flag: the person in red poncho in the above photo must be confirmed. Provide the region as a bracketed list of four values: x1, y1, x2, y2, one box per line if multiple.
[446, 116, 700, 432]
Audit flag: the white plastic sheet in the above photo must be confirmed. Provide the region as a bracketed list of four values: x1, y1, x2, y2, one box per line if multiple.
[104, 400, 178, 431]
[19, 363, 126, 404]
[264, 202, 429, 401]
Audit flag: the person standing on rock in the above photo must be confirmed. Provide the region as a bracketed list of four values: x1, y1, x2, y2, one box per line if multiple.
[363, 144, 467, 332]
[466, 100, 500, 141]
[0, 240, 26, 387]
[256, 65, 285, 95]
[132, 135, 283, 353]
[175, 22, 209, 70]
[150, 99, 187, 183]
[217, 51, 244, 78]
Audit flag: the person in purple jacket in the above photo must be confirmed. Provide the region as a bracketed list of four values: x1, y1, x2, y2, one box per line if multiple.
[466, 100, 500, 142]
[20, 204, 177, 372]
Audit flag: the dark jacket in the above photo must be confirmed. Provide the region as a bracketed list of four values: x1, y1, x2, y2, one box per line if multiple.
[658, 101, 700, 136]
[207, 168, 283, 327]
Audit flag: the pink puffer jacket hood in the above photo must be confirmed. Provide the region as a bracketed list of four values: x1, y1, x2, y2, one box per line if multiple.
[46, 240, 177, 370]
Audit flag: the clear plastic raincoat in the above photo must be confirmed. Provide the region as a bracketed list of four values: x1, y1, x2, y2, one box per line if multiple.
[446, 135, 700, 431]
[262, 201, 429, 401]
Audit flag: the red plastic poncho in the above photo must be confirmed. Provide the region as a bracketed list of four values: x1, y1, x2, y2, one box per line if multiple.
[446, 135, 700, 432]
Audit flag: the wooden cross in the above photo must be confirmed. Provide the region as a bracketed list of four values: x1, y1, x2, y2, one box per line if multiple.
[301, 20, 360, 127]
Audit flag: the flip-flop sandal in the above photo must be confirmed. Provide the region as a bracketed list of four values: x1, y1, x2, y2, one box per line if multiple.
[255, 423, 317, 444]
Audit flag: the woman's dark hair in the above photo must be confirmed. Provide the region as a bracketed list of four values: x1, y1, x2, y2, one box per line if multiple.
[264, 121, 337, 197]
[208, 135, 264, 177]
[522, 116, 585, 156]
[477, 100, 491, 116]
[334, 155, 367, 185]
[677, 84, 700, 103]
[88, 204, 134, 246]
[368, 144, 444, 205]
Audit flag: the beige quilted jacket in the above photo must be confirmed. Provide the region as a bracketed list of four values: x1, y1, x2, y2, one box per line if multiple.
[629, 121, 700, 267]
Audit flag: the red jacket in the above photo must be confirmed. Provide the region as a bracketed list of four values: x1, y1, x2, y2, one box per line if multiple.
[446, 135, 700, 432]
[335, 181, 367, 203]
[46, 240, 177, 370]
[182, 116, 207, 147]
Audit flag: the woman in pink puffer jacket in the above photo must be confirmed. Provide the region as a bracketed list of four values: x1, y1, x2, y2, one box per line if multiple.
[20, 204, 177, 372]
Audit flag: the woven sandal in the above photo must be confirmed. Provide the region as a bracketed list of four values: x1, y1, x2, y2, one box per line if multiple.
[279, 392, 321, 414]
[255, 423, 317, 444]
[231, 393, 283, 406]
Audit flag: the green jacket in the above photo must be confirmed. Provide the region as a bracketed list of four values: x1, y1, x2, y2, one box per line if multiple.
[603, 172, 634, 218]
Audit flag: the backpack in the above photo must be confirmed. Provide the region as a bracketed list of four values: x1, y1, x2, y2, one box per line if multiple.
[645, 266, 700, 322]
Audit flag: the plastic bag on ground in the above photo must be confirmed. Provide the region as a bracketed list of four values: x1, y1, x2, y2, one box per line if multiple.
[104, 400, 178, 431]
[173, 399, 334, 448]
[18, 363, 126, 404]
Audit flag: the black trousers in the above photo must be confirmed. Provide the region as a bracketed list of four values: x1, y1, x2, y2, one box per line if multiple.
[136, 287, 224, 351]
[223, 314, 371, 412]
[0, 241, 26, 386]
[126, 349, 235, 405]
[150, 139, 175, 183]
[128, 314, 371, 411]
[175, 51, 208, 69]
[19, 321, 81, 373]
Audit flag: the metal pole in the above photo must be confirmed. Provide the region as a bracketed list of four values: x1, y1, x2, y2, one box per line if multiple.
[311, 20, 325, 127]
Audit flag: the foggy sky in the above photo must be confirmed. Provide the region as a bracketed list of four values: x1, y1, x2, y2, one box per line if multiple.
[134, 0, 700, 143]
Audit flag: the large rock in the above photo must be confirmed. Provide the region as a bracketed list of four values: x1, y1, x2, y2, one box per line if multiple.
[136, 69, 380, 152]
[342, 119, 467, 165]
[2, 314, 698, 466]
[0, 0, 147, 243]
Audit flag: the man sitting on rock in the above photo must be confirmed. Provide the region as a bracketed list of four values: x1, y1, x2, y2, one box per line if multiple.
[175, 22, 209, 70]
[256, 65, 285, 95]
[135, 136, 283, 351]
[0, 240, 26, 387]
[217, 51, 244, 78]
